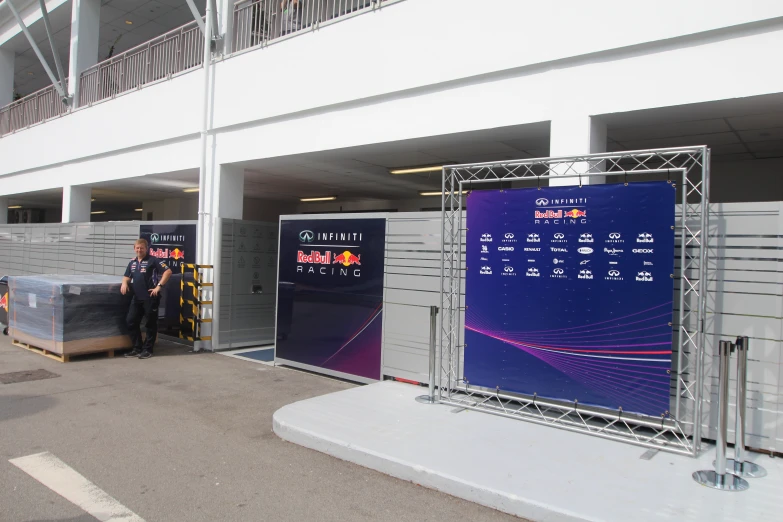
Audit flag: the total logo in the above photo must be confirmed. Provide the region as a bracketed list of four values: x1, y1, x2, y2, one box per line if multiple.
[550, 247, 567, 253]
[604, 247, 623, 256]
[480, 266, 492, 275]
[527, 233, 541, 243]
[636, 271, 653, 282]
[550, 267, 567, 279]
[551, 233, 567, 243]
[502, 233, 517, 243]
[480, 233, 493, 242]
[605, 269, 623, 281]
[577, 247, 593, 255]
[637, 233, 654, 243]
[605, 232, 624, 244]
[498, 246, 515, 252]
[578, 269, 594, 280]
[502, 266, 516, 277]
[632, 248, 654, 254]
[526, 267, 540, 277]
[579, 233, 594, 243]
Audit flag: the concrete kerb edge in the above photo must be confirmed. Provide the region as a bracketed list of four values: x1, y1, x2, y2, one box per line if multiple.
[272, 405, 593, 522]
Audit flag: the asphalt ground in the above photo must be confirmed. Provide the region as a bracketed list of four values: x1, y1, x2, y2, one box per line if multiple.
[0, 334, 521, 522]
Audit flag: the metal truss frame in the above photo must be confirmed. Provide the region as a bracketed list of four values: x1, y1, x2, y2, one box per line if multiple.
[438, 146, 710, 457]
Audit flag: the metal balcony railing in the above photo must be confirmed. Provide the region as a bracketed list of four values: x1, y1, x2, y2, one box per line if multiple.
[78, 18, 204, 107]
[0, 81, 68, 136]
[233, 0, 376, 53]
[0, 0, 390, 138]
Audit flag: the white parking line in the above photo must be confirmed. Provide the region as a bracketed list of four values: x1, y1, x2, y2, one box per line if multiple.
[9, 452, 145, 522]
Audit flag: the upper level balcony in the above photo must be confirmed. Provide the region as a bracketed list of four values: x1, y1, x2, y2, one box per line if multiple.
[0, 0, 380, 137]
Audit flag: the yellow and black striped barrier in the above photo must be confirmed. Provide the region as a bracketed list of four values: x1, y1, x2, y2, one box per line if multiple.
[179, 263, 214, 342]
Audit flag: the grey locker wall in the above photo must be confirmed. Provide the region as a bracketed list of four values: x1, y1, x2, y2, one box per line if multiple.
[382, 212, 465, 383]
[218, 219, 278, 350]
[0, 223, 141, 277]
[695, 202, 782, 453]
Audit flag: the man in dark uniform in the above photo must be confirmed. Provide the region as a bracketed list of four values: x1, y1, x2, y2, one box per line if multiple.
[121, 238, 172, 359]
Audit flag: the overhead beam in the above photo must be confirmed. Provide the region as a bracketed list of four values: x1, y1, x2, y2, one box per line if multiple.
[38, 0, 68, 95]
[184, 0, 206, 35]
[3, 0, 67, 100]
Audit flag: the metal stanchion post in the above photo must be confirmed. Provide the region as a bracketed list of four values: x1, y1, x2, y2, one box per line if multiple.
[416, 306, 439, 404]
[693, 340, 749, 491]
[720, 336, 767, 478]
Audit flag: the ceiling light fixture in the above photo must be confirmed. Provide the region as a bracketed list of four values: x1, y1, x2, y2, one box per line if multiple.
[91, 198, 96, 201]
[390, 166, 444, 175]
[183, 187, 200, 193]
[299, 196, 337, 202]
[27, 72, 33, 76]
[135, 208, 143, 212]
[125, 20, 133, 25]
[419, 190, 470, 197]
[8, 205, 22, 209]
[91, 210, 106, 215]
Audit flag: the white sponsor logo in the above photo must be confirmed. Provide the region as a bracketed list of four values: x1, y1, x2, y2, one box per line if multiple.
[505, 233, 514, 239]
[554, 233, 565, 239]
[480, 257, 488, 261]
[527, 233, 541, 243]
[605, 269, 623, 281]
[550, 247, 568, 253]
[480, 233, 493, 242]
[535, 198, 549, 206]
[527, 259, 536, 262]
[609, 261, 618, 265]
[524, 247, 541, 252]
[481, 245, 488, 253]
[553, 268, 564, 274]
[608, 270, 620, 276]
[580, 259, 590, 265]
[644, 261, 653, 266]
[578, 269, 593, 280]
[636, 271, 653, 282]
[498, 246, 515, 252]
[480, 266, 492, 275]
[578, 247, 593, 255]
[526, 267, 540, 277]
[551, 267, 567, 279]
[604, 247, 623, 255]
[502, 266, 516, 276]
[606, 232, 624, 244]
[579, 233, 594, 243]
[632, 248, 654, 254]
[637, 233, 654, 243]
[553, 258, 564, 264]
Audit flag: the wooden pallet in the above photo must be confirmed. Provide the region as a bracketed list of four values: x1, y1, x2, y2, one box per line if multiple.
[12, 340, 115, 363]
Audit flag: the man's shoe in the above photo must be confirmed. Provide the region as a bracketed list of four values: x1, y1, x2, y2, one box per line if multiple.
[138, 351, 153, 360]
[124, 350, 141, 358]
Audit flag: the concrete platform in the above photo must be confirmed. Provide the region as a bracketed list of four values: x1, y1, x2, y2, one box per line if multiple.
[273, 381, 782, 522]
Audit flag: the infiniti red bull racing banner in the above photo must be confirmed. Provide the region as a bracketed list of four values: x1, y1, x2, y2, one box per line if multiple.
[465, 182, 676, 418]
[275, 217, 386, 382]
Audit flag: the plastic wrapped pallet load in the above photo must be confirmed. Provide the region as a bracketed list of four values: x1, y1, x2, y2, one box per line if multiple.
[8, 275, 131, 356]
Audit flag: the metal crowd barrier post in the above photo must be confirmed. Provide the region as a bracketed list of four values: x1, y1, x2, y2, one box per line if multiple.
[416, 305, 439, 404]
[721, 336, 767, 478]
[693, 340, 749, 491]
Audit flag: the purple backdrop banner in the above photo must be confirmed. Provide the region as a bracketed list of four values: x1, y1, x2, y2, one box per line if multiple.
[275, 218, 385, 381]
[464, 182, 676, 417]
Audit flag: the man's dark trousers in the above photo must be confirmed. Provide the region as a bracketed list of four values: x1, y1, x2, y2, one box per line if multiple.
[127, 297, 160, 353]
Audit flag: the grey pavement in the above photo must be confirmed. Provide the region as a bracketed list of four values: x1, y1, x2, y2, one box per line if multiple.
[0, 335, 520, 522]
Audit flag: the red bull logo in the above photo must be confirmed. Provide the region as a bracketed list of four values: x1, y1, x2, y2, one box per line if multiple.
[171, 248, 185, 260]
[0, 292, 7, 311]
[333, 250, 361, 267]
[535, 210, 562, 219]
[564, 208, 586, 218]
[149, 247, 185, 260]
[297, 251, 332, 264]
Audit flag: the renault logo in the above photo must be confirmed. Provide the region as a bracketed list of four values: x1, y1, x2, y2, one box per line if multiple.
[299, 230, 314, 242]
[535, 198, 549, 206]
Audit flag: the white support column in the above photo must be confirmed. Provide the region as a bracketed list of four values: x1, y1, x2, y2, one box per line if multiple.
[62, 185, 91, 223]
[0, 49, 14, 108]
[67, 0, 101, 108]
[549, 115, 607, 187]
[219, 0, 235, 55]
[0, 196, 8, 225]
[198, 164, 244, 351]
